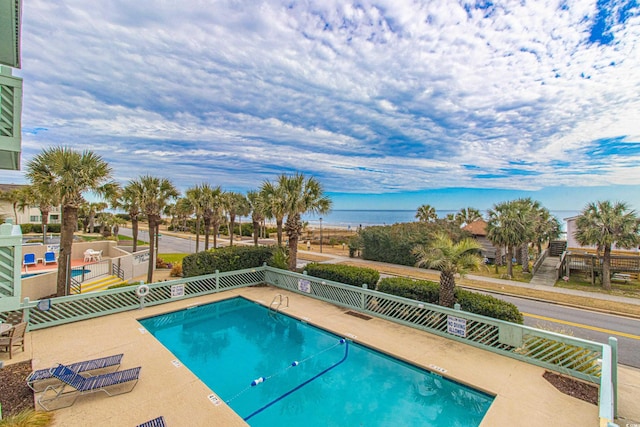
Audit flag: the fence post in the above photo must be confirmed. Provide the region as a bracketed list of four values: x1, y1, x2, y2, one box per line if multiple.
[215, 269, 220, 291]
[609, 337, 618, 417]
[454, 303, 461, 311]
[22, 297, 30, 327]
[361, 284, 368, 310]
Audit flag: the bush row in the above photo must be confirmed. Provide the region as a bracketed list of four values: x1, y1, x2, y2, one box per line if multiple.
[304, 263, 380, 288]
[182, 245, 275, 277]
[19, 223, 62, 234]
[377, 277, 523, 324]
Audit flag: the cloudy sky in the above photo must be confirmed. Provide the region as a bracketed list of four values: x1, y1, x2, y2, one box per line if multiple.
[2, 0, 640, 210]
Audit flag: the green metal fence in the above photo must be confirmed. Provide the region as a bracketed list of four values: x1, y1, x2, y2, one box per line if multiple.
[4, 265, 617, 425]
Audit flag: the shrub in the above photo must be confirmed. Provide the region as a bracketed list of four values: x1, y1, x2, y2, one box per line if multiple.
[170, 263, 183, 277]
[182, 245, 274, 277]
[377, 277, 523, 324]
[19, 223, 33, 234]
[0, 409, 55, 427]
[107, 282, 138, 290]
[305, 263, 380, 288]
[268, 246, 289, 270]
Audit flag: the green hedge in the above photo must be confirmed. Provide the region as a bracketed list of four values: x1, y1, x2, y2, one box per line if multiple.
[359, 221, 470, 266]
[305, 263, 380, 288]
[182, 245, 275, 277]
[377, 277, 523, 324]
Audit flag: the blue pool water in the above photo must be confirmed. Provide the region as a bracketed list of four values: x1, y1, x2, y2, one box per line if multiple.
[139, 297, 494, 426]
[22, 269, 90, 279]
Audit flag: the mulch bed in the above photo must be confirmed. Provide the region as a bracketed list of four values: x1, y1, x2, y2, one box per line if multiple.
[0, 360, 35, 417]
[543, 370, 599, 405]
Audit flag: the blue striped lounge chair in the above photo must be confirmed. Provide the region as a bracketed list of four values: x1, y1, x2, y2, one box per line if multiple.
[137, 416, 166, 427]
[26, 353, 124, 392]
[37, 363, 141, 411]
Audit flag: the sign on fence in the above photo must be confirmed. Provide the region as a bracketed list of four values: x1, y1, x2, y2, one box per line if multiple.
[447, 315, 467, 337]
[297, 279, 311, 293]
[170, 284, 185, 298]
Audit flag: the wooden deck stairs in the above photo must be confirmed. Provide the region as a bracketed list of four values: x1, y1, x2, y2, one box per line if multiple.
[81, 275, 126, 293]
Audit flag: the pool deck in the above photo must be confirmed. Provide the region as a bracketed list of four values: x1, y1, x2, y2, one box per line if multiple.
[5, 285, 639, 426]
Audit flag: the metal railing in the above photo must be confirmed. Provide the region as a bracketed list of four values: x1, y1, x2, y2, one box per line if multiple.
[5, 265, 617, 425]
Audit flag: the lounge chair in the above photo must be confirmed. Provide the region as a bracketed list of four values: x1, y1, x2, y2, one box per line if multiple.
[0, 322, 27, 359]
[37, 364, 141, 411]
[137, 416, 166, 427]
[43, 251, 57, 265]
[23, 253, 37, 271]
[26, 353, 124, 392]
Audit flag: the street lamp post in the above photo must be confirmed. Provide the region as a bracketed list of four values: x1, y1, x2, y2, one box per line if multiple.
[319, 217, 323, 253]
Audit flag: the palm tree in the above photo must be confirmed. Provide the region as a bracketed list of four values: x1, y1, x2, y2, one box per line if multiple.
[261, 178, 287, 246]
[119, 181, 144, 252]
[413, 233, 483, 307]
[26, 147, 115, 296]
[173, 197, 194, 233]
[247, 190, 266, 246]
[224, 192, 249, 246]
[26, 184, 59, 244]
[135, 175, 179, 283]
[415, 204, 437, 222]
[201, 184, 223, 250]
[0, 187, 25, 224]
[455, 207, 483, 226]
[281, 173, 332, 270]
[88, 202, 108, 234]
[185, 185, 204, 252]
[486, 200, 529, 278]
[513, 198, 539, 273]
[575, 200, 640, 290]
[532, 206, 561, 257]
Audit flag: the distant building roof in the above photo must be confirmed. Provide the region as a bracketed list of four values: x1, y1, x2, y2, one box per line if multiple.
[0, 184, 26, 193]
[462, 219, 488, 236]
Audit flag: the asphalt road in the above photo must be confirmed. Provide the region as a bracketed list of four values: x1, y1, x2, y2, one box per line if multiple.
[122, 227, 640, 368]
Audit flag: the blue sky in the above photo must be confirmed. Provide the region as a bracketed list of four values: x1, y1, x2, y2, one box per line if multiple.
[1, 0, 639, 211]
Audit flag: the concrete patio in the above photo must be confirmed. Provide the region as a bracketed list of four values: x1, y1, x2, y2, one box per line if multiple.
[3, 285, 638, 426]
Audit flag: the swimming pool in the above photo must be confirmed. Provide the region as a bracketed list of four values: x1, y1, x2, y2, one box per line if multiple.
[21, 269, 91, 279]
[139, 297, 494, 426]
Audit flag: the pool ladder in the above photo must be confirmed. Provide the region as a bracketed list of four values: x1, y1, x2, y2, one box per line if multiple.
[269, 294, 289, 314]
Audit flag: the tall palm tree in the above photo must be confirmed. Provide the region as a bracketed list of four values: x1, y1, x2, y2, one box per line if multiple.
[120, 181, 144, 252]
[513, 198, 539, 273]
[486, 200, 528, 278]
[135, 175, 179, 283]
[261, 178, 287, 246]
[415, 204, 437, 222]
[185, 185, 204, 252]
[575, 200, 640, 290]
[455, 207, 483, 226]
[281, 173, 332, 270]
[247, 190, 266, 246]
[201, 184, 223, 251]
[173, 197, 194, 233]
[224, 192, 249, 246]
[413, 233, 483, 307]
[0, 187, 25, 224]
[26, 147, 115, 296]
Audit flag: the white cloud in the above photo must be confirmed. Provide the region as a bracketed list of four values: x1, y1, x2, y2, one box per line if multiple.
[5, 0, 638, 202]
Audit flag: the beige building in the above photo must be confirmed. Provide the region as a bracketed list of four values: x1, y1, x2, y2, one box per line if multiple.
[0, 183, 61, 226]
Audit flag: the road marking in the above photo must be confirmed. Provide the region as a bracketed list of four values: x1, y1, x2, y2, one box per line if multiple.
[523, 312, 640, 341]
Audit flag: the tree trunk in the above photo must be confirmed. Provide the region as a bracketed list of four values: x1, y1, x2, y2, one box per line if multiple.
[89, 214, 95, 234]
[132, 215, 139, 252]
[12, 203, 19, 225]
[439, 272, 456, 308]
[276, 218, 284, 246]
[203, 217, 211, 251]
[195, 217, 201, 252]
[506, 247, 514, 278]
[147, 216, 156, 284]
[213, 220, 219, 249]
[253, 220, 260, 246]
[521, 244, 530, 273]
[602, 245, 612, 291]
[286, 214, 302, 271]
[229, 215, 236, 246]
[155, 224, 160, 254]
[57, 205, 78, 296]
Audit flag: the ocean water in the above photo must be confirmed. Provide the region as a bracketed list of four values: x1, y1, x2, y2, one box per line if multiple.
[302, 210, 580, 230]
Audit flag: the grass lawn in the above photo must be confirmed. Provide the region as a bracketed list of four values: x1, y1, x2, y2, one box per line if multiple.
[158, 253, 187, 264]
[555, 274, 640, 299]
[469, 263, 533, 283]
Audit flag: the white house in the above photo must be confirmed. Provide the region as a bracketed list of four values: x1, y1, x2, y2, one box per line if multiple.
[565, 216, 639, 253]
[0, 183, 62, 226]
